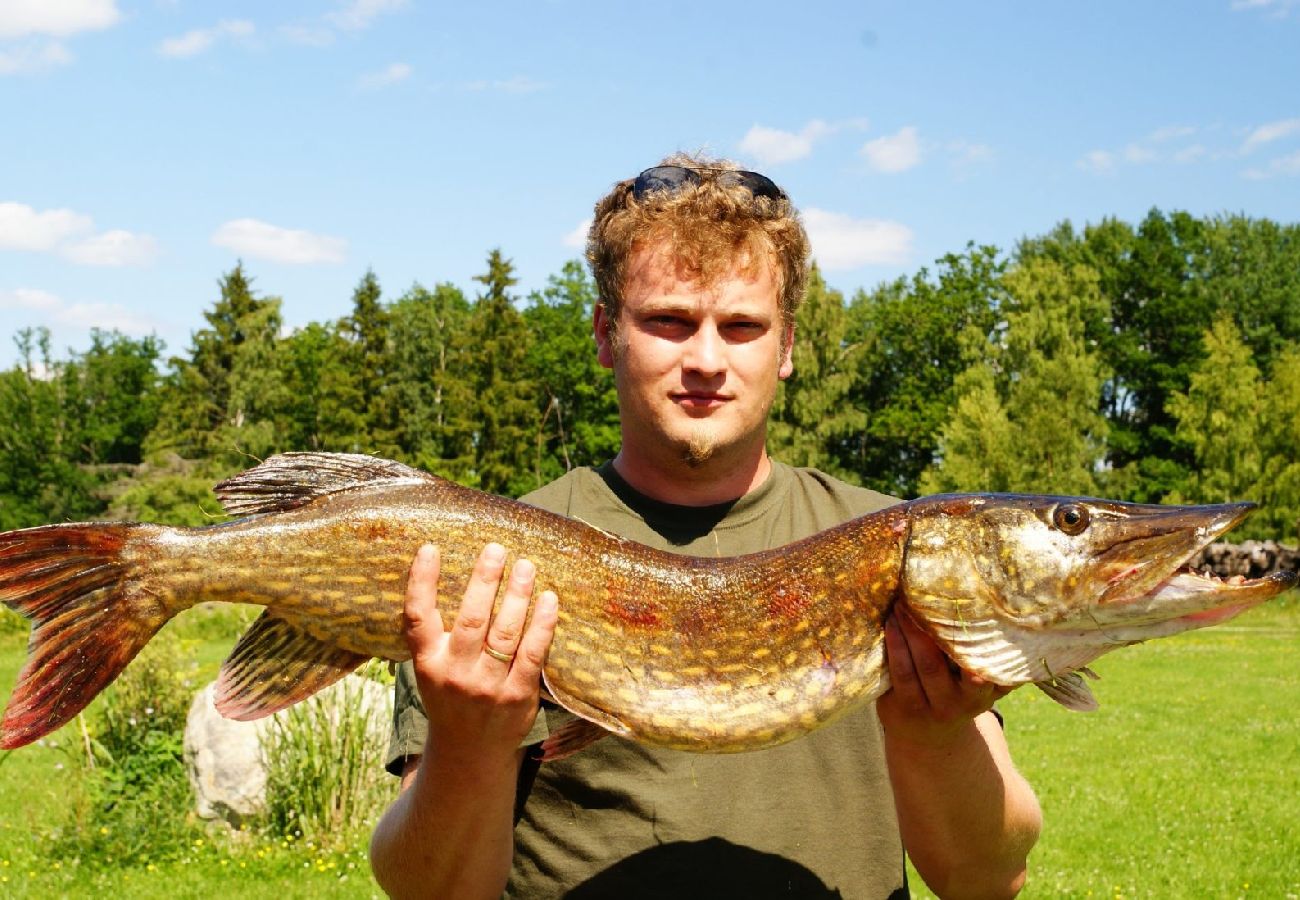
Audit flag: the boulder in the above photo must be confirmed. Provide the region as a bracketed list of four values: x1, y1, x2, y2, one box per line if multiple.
[183, 674, 393, 828]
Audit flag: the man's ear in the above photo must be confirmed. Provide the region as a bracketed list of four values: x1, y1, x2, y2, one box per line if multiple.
[594, 302, 615, 369]
[778, 324, 795, 380]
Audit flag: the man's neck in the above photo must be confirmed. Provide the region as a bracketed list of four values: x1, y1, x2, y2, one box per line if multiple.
[610, 444, 774, 507]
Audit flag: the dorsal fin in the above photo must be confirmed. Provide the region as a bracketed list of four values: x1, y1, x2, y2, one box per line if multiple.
[215, 611, 367, 720]
[214, 452, 434, 516]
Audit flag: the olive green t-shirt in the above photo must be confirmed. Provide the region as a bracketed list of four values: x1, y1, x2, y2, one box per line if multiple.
[387, 462, 906, 899]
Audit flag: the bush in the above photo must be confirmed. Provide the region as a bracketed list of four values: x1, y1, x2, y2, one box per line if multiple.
[55, 629, 205, 866]
[260, 665, 394, 849]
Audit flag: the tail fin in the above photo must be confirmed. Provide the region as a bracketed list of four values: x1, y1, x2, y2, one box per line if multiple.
[0, 523, 169, 749]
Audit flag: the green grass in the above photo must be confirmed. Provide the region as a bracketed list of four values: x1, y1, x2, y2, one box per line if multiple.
[908, 602, 1300, 899]
[3, 604, 1297, 897]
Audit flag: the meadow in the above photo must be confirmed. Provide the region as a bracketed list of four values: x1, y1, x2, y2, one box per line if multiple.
[1, 601, 1296, 899]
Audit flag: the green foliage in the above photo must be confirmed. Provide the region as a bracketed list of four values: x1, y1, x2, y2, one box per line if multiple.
[260, 671, 394, 850]
[523, 260, 620, 486]
[58, 630, 204, 867]
[1168, 315, 1263, 504]
[103, 453, 231, 527]
[384, 281, 475, 476]
[770, 265, 866, 479]
[845, 245, 1003, 496]
[149, 265, 289, 466]
[4, 219, 1300, 537]
[468, 249, 540, 496]
[0, 327, 162, 530]
[924, 258, 1110, 494]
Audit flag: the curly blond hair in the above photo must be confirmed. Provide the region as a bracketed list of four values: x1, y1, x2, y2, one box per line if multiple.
[586, 153, 810, 345]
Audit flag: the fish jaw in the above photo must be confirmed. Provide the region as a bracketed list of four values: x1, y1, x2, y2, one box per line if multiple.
[902, 494, 1296, 691]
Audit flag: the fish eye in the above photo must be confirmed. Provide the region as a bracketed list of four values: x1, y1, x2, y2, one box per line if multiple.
[1052, 503, 1090, 535]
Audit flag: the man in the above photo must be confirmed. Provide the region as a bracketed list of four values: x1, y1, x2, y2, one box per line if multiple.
[370, 156, 1042, 899]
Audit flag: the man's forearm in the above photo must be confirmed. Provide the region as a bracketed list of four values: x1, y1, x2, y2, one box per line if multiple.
[885, 712, 1042, 900]
[370, 745, 523, 900]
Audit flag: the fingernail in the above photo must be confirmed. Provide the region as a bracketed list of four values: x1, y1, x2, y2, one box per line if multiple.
[514, 558, 535, 578]
[484, 543, 506, 563]
[538, 591, 558, 614]
[418, 543, 436, 561]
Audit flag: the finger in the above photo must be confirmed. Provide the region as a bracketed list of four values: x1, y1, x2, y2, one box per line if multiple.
[448, 543, 508, 659]
[884, 615, 926, 709]
[896, 611, 960, 709]
[482, 558, 536, 665]
[508, 590, 558, 688]
[402, 544, 445, 657]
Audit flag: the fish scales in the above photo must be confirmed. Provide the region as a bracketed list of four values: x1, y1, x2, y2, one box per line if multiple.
[0, 452, 1293, 756]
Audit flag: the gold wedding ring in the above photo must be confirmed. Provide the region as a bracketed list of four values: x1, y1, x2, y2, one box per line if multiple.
[483, 644, 514, 664]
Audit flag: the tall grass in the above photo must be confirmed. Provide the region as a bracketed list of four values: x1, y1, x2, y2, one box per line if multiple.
[260, 664, 395, 850]
[52, 629, 206, 867]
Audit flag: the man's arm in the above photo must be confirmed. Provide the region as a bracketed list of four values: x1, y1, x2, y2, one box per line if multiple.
[877, 610, 1043, 900]
[369, 543, 557, 900]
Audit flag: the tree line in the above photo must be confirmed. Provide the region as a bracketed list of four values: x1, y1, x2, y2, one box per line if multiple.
[3, 209, 1299, 541]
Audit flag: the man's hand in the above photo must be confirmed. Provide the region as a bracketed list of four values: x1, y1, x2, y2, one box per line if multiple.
[876, 607, 1011, 747]
[370, 545, 557, 900]
[403, 542, 558, 764]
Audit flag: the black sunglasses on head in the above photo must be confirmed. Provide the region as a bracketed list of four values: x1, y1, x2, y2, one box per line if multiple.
[631, 165, 788, 202]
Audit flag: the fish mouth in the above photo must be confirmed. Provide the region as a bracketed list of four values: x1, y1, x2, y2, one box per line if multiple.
[1094, 501, 1296, 631]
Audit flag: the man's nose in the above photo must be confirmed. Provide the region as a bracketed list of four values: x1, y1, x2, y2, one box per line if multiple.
[683, 326, 725, 376]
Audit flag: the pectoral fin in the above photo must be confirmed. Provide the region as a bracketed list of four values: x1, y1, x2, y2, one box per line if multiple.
[1034, 670, 1100, 712]
[215, 612, 367, 720]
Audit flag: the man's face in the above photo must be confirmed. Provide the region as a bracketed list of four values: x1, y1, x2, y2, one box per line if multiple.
[595, 240, 794, 468]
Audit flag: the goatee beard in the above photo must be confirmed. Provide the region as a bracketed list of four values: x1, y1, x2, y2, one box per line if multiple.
[682, 429, 716, 468]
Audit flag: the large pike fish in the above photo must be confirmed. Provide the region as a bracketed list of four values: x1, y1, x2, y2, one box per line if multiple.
[0, 452, 1292, 754]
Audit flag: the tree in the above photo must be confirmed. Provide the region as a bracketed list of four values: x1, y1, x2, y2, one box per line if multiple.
[148, 264, 287, 463]
[1253, 345, 1300, 541]
[922, 258, 1108, 495]
[769, 264, 865, 477]
[279, 322, 369, 452]
[1167, 314, 1263, 506]
[340, 269, 392, 444]
[846, 245, 1003, 496]
[468, 249, 538, 496]
[385, 282, 475, 478]
[523, 261, 620, 487]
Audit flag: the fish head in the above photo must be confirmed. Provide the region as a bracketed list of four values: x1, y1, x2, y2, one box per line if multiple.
[902, 494, 1295, 707]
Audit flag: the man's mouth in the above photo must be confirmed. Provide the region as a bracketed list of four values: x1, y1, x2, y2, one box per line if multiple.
[672, 392, 729, 409]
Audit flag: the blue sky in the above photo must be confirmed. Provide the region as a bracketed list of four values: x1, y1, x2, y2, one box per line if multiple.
[2, 0, 1298, 367]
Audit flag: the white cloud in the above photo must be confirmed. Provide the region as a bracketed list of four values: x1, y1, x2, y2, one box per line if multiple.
[1231, 0, 1299, 17]
[1078, 150, 1116, 173]
[563, 219, 591, 249]
[280, 23, 335, 47]
[158, 20, 254, 59]
[327, 0, 407, 31]
[0, 0, 120, 39]
[1242, 118, 1300, 153]
[0, 287, 162, 336]
[0, 201, 93, 250]
[357, 61, 411, 90]
[62, 230, 159, 266]
[0, 40, 73, 75]
[212, 218, 347, 264]
[462, 75, 547, 94]
[739, 121, 832, 166]
[802, 208, 912, 270]
[861, 126, 921, 174]
[0, 287, 62, 312]
[1242, 149, 1300, 179]
[0, 201, 158, 266]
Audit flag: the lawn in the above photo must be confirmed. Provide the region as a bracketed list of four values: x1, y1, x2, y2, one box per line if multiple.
[1, 602, 1296, 898]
